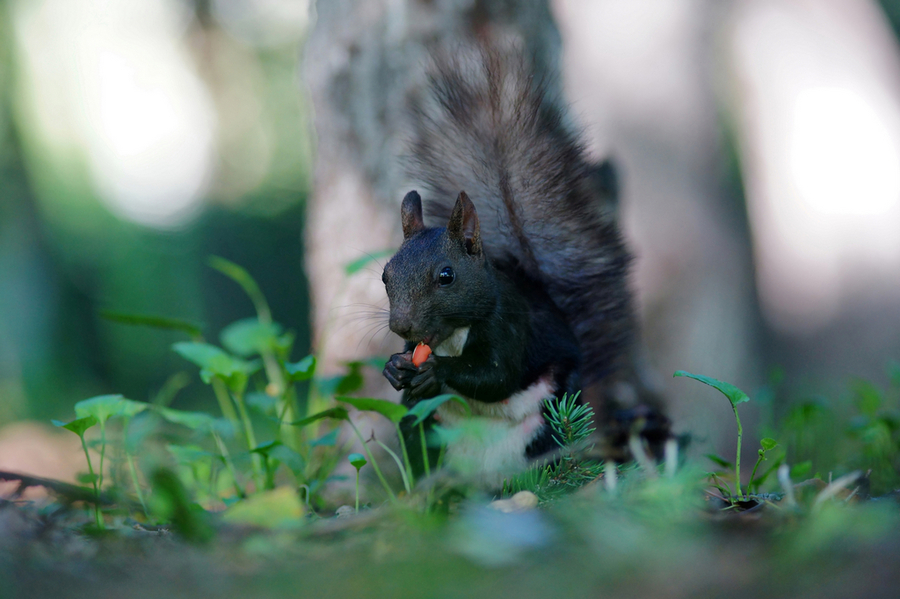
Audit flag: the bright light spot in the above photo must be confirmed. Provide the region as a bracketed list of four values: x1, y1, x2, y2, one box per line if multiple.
[12, 0, 215, 228]
[212, 0, 309, 47]
[731, 2, 900, 334]
[790, 87, 900, 216]
[88, 48, 214, 227]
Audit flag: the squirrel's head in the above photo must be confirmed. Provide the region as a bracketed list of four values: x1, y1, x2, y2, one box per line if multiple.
[382, 190, 495, 346]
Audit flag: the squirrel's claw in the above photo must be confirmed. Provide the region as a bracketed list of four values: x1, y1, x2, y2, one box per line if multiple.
[383, 366, 404, 391]
[384, 352, 441, 398]
[407, 357, 441, 399]
[384, 352, 417, 390]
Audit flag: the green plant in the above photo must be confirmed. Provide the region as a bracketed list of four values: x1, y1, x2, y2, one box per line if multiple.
[545, 391, 594, 448]
[348, 453, 367, 513]
[60, 257, 344, 522]
[675, 371, 750, 501]
[748, 437, 779, 494]
[53, 395, 150, 527]
[59, 255, 900, 542]
[502, 392, 604, 501]
[336, 396, 411, 497]
[52, 415, 101, 526]
[406, 393, 468, 478]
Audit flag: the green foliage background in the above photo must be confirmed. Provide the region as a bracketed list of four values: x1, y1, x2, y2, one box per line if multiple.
[0, 3, 312, 424]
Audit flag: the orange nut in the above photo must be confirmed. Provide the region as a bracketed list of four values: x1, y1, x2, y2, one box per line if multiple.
[412, 342, 432, 367]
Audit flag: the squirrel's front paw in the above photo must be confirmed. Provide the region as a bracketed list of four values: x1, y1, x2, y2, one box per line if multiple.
[383, 352, 417, 391]
[406, 355, 441, 399]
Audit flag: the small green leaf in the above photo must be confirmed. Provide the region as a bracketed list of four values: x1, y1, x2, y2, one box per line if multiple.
[246, 392, 278, 417]
[336, 396, 408, 424]
[269, 445, 305, 475]
[207, 256, 271, 320]
[224, 370, 253, 396]
[362, 356, 390, 371]
[174, 341, 227, 368]
[348, 453, 367, 470]
[310, 429, 340, 447]
[289, 407, 349, 427]
[118, 398, 150, 420]
[250, 440, 282, 456]
[275, 332, 296, 355]
[211, 418, 239, 438]
[99, 310, 203, 338]
[760, 438, 778, 451]
[790, 460, 813, 480]
[344, 249, 394, 276]
[335, 366, 364, 395]
[77, 472, 99, 484]
[851, 378, 882, 418]
[222, 487, 304, 529]
[751, 455, 784, 488]
[705, 453, 733, 469]
[407, 394, 467, 426]
[174, 342, 260, 394]
[318, 362, 365, 397]
[174, 342, 258, 376]
[149, 468, 214, 544]
[156, 407, 215, 431]
[429, 425, 463, 447]
[75, 394, 133, 425]
[53, 416, 98, 437]
[674, 371, 749, 407]
[285, 355, 316, 381]
[167, 444, 218, 464]
[220, 318, 283, 357]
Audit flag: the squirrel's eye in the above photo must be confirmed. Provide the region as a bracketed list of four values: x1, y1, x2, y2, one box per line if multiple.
[438, 266, 455, 286]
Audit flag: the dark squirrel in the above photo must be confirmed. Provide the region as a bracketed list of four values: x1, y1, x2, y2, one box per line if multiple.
[381, 45, 658, 479]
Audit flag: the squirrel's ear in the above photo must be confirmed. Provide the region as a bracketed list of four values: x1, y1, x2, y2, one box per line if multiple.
[401, 191, 426, 239]
[448, 191, 482, 256]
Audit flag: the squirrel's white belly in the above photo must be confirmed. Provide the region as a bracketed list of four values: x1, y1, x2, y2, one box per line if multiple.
[435, 376, 554, 483]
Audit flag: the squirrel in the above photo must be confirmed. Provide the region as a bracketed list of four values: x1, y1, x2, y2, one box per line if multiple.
[380, 44, 661, 479]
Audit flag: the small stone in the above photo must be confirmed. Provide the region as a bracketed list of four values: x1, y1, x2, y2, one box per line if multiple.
[511, 491, 539, 510]
[488, 490, 539, 513]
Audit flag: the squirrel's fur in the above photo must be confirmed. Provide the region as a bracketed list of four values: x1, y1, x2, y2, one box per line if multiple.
[408, 45, 634, 385]
[381, 42, 639, 478]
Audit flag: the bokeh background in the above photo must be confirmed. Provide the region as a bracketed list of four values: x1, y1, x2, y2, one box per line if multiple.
[0, 0, 313, 426]
[1, 0, 899, 476]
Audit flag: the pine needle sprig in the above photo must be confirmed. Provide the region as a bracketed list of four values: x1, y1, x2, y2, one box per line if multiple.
[501, 392, 604, 501]
[544, 392, 596, 448]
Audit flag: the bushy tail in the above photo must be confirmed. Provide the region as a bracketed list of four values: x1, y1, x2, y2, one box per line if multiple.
[407, 42, 635, 384]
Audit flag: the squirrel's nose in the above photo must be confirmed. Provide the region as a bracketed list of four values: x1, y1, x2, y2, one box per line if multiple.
[389, 309, 414, 339]
[392, 322, 412, 339]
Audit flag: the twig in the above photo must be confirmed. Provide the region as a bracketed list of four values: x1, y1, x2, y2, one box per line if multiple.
[813, 471, 862, 512]
[0, 470, 117, 505]
[777, 464, 796, 508]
